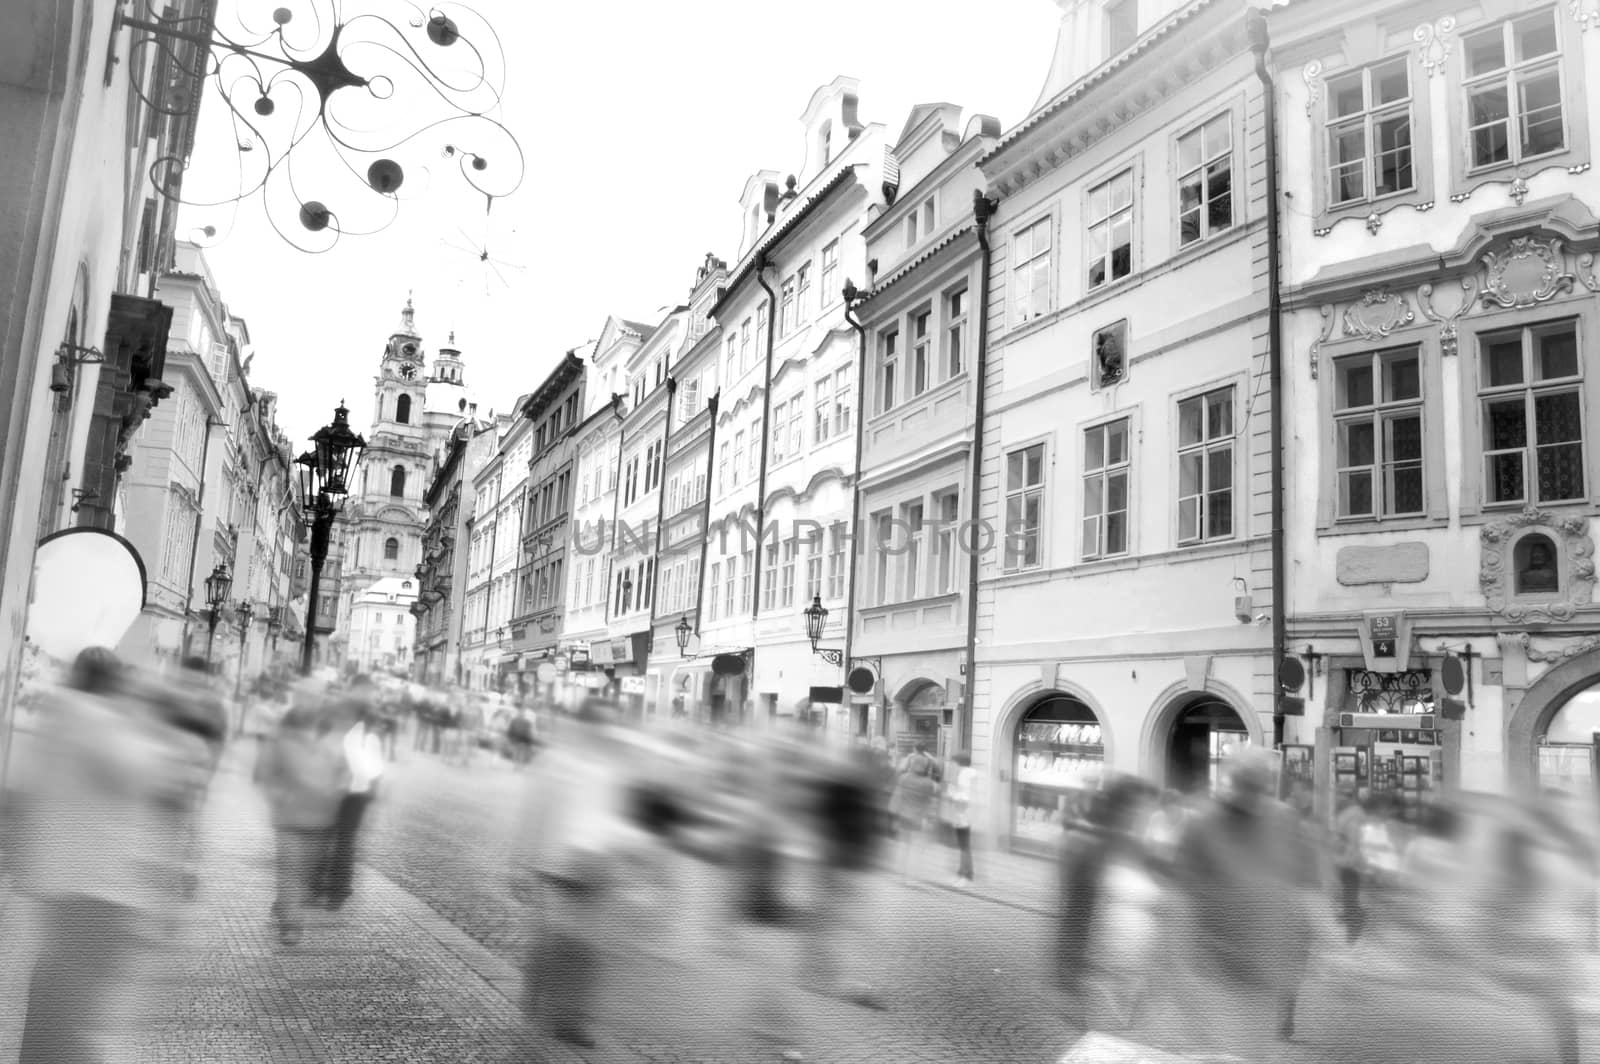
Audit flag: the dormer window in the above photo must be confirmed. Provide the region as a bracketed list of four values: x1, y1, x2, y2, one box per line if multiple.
[1105, 0, 1137, 56]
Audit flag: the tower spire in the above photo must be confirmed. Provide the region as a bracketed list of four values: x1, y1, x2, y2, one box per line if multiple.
[399, 291, 416, 335]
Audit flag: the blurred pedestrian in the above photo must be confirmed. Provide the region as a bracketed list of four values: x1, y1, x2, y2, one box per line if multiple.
[943, 751, 977, 887]
[888, 744, 939, 884]
[255, 706, 346, 945]
[14, 648, 206, 1063]
[507, 706, 538, 766]
[807, 742, 886, 1008]
[312, 696, 385, 911]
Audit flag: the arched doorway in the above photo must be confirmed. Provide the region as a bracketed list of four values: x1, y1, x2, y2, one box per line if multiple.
[1012, 691, 1105, 852]
[1164, 696, 1250, 794]
[1535, 677, 1600, 795]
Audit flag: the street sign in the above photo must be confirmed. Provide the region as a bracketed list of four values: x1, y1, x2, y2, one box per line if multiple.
[810, 685, 843, 704]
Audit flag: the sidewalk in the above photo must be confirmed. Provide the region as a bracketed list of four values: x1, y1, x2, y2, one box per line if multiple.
[0, 746, 583, 1064]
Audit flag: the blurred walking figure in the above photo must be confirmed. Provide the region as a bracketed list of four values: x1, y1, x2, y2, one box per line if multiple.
[807, 741, 886, 1008]
[313, 696, 386, 911]
[510, 699, 639, 1049]
[507, 705, 538, 766]
[1054, 775, 1154, 1023]
[13, 648, 208, 1064]
[943, 751, 977, 887]
[255, 705, 346, 944]
[888, 744, 939, 884]
[1142, 751, 1321, 1059]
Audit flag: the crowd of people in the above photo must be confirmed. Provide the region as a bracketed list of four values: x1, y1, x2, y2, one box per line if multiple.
[4, 651, 1598, 1064]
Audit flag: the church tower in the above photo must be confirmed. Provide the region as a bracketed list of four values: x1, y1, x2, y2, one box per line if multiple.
[332, 296, 442, 666]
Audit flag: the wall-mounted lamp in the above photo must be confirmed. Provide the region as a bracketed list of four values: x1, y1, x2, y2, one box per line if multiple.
[1232, 577, 1254, 624]
[70, 489, 99, 513]
[51, 342, 106, 393]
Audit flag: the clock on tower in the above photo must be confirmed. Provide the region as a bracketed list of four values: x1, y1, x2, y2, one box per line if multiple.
[399, 363, 418, 380]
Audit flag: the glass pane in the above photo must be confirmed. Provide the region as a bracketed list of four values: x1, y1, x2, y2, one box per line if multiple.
[1331, 160, 1365, 205]
[1110, 214, 1132, 279]
[1329, 71, 1366, 118]
[1179, 452, 1202, 496]
[1473, 122, 1510, 168]
[1025, 445, 1043, 486]
[1179, 397, 1203, 446]
[1342, 420, 1376, 466]
[1206, 162, 1232, 231]
[1083, 476, 1103, 515]
[1385, 354, 1420, 401]
[1005, 495, 1023, 532]
[1338, 360, 1374, 409]
[1207, 391, 1233, 438]
[1087, 185, 1108, 222]
[1178, 497, 1200, 542]
[1106, 420, 1128, 464]
[1007, 450, 1024, 489]
[1374, 114, 1413, 194]
[1465, 27, 1507, 77]
[1107, 471, 1128, 512]
[1341, 469, 1374, 516]
[1387, 414, 1423, 461]
[1486, 397, 1528, 450]
[1106, 510, 1127, 555]
[1484, 336, 1524, 387]
[1513, 10, 1558, 62]
[1373, 57, 1410, 105]
[1110, 171, 1133, 210]
[1519, 70, 1565, 156]
[1537, 327, 1579, 380]
[1487, 451, 1525, 503]
[1537, 443, 1585, 501]
[1202, 115, 1230, 160]
[1207, 446, 1233, 490]
[1178, 128, 1201, 173]
[1084, 427, 1103, 472]
[1179, 207, 1201, 248]
[1535, 391, 1583, 445]
[1032, 219, 1051, 251]
[1389, 464, 1424, 515]
[1207, 488, 1233, 538]
[1179, 173, 1202, 212]
[1023, 494, 1041, 530]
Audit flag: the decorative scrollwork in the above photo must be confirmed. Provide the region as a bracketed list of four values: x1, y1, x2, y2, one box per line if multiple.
[1577, 252, 1600, 293]
[1526, 633, 1600, 664]
[122, 0, 525, 253]
[1348, 669, 1435, 714]
[1413, 17, 1457, 77]
[1417, 275, 1478, 357]
[1480, 236, 1576, 309]
[1310, 304, 1335, 381]
[1342, 289, 1415, 341]
[1302, 60, 1323, 117]
[1573, 0, 1600, 32]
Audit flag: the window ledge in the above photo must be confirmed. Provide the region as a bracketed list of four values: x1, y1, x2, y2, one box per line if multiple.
[1317, 515, 1450, 537]
[859, 591, 962, 618]
[1458, 499, 1600, 526]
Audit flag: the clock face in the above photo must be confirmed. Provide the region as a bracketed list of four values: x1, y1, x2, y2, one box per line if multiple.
[399, 363, 418, 380]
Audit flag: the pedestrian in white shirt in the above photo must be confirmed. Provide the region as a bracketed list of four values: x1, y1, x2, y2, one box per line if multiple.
[312, 692, 385, 910]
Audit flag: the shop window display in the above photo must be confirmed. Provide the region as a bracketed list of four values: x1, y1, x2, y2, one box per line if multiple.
[1536, 677, 1600, 795]
[1013, 694, 1104, 850]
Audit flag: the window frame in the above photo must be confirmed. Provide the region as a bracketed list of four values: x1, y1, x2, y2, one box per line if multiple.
[1085, 167, 1136, 292]
[1081, 415, 1133, 562]
[1331, 346, 1426, 522]
[1174, 110, 1237, 250]
[945, 285, 968, 380]
[1461, 8, 1569, 175]
[1010, 211, 1055, 326]
[1445, 4, 1588, 198]
[910, 305, 932, 398]
[820, 240, 839, 307]
[1473, 316, 1587, 509]
[878, 326, 900, 415]
[1002, 439, 1048, 573]
[1173, 382, 1240, 545]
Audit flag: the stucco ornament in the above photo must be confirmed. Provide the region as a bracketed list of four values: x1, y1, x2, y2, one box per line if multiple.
[1342, 289, 1415, 341]
[1365, 211, 1384, 235]
[1309, 304, 1336, 381]
[1301, 61, 1323, 116]
[1479, 506, 1596, 622]
[1480, 236, 1576, 309]
[1573, 0, 1600, 32]
[1413, 17, 1457, 76]
[1577, 252, 1600, 293]
[1525, 633, 1600, 664]
[1417, 276, 1478, 357]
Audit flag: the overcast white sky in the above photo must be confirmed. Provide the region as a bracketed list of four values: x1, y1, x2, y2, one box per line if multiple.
[185, 0, 1064, 446]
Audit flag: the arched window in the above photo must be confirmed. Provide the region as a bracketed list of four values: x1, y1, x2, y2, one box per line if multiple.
[384, 537, 399, 561]
[390, 465, 406, 497]
[396, 394, 411, 424]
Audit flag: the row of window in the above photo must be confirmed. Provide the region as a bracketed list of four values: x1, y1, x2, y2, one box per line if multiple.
[716, 366, 855, 492]
[1320, 7, 1577, 216]
[878, 286, 968, 415]
[724, 233, 846, 386]
[527, 471, 572, 531]
[704, 526, 851, 623]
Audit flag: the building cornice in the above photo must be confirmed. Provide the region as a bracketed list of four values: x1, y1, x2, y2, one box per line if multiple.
[980, 0, 1241, 197]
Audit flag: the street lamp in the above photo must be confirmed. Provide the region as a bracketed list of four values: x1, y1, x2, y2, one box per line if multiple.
[233, 599, 255, 713]
[674, 613, 694, 656]
[804, 594, 845, 667]
[296, 401, 366, 675]
[203, 563, 232, 664]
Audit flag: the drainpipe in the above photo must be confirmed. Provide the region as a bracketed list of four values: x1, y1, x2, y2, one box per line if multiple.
[645, 376, 678, 705]
[748, 252, 779, 723]
[182, 416, 223, 658]
[1248, 8, 1288, 749]
[840, 283, 870, 734]
[691, 392, 722, 635]
[961, 191, 1000, 756]
[603, 420, 627, 626]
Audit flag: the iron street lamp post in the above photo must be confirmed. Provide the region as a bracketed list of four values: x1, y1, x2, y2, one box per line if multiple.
[804, 594, 844, 666]
[296, 403, 366, 676]
[233, 599, 255, 722]
[203, 563, 232, 665]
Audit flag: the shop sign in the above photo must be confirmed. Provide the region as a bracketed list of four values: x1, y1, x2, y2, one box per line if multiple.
[1358, 610, 1411, 671]
[554, 654, 569, 673]
[620, 676, 645, 695]
[575, 672, 604, 690]
[591, 641, 615, 665]
[611, 637, 634, 664]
